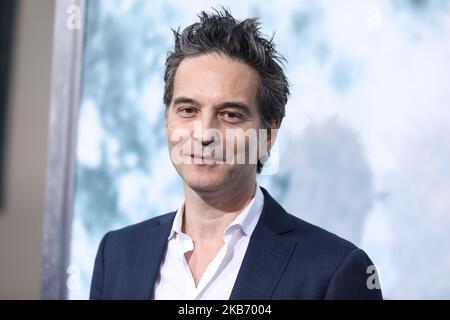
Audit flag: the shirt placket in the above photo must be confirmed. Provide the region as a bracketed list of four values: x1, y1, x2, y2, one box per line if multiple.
[175, 233, 196, 298]
[193, 226, 243, 299]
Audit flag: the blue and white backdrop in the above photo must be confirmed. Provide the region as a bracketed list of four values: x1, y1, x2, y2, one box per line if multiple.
[69, 0, 450, 299]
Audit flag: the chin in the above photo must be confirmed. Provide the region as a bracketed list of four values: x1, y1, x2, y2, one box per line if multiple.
[181, 165, 227, 191]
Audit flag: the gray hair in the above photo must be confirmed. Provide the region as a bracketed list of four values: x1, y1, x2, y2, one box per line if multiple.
[163, 8, 290, 173]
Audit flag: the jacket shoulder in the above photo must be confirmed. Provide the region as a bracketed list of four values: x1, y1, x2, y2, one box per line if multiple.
[104, 211, 175, 248]
[285, 212, 358, 254]
[274, 213, 382, 299]
[259, 187, 358, 257]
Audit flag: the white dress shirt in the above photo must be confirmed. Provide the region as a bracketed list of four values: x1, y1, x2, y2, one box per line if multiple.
[153, 182, 264, 300]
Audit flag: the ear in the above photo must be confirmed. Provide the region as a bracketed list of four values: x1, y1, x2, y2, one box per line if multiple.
[266, 118, 281, 152]
[258, 118, 280, 163]
[164, 108, 169, 127]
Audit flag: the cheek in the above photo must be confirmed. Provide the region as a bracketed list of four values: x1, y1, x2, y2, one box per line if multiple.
[166, 126, 177, 149]
[222, 133, 247, 163]
[166, 119, 190, 143]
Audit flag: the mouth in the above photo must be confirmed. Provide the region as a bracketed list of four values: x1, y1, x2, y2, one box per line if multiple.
[188, 154, 223, 165]
[190, 154, 214, 160]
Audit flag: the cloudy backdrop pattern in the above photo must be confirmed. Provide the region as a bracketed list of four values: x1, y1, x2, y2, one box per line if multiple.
[69, 0, 450, 299]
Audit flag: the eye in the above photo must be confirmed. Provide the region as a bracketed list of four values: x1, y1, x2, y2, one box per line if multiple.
[220, 111, 244, 123]
[178, 107, 197, 118]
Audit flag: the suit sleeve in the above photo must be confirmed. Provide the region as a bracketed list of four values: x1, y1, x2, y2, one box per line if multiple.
[90, 232, 109, 300]
[325, 248, 383, 300]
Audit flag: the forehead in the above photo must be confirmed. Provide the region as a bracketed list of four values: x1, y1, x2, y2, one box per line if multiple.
[172, 53, 260, 107]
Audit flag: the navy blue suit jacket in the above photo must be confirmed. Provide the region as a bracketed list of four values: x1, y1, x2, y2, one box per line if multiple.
[90, 187, 382, 300]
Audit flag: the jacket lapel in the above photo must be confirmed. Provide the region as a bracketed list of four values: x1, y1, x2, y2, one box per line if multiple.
[125, 212, 175, 300]
[229, 187, 297, 300]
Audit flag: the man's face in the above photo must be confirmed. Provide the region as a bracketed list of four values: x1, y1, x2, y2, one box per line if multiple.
[165, 53, 267, 192]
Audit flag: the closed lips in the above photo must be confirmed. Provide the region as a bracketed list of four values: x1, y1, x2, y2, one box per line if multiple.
[189, 154, 222, 161]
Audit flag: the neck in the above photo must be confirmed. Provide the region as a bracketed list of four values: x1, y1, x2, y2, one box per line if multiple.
[182, 180, 257, 242]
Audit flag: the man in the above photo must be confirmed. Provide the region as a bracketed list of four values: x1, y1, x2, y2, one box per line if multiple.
[90, 9, 382, 300]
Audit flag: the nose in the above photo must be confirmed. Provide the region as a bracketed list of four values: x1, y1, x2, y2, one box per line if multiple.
[193, 111, 218, 147]
[201, 135, 215, 147]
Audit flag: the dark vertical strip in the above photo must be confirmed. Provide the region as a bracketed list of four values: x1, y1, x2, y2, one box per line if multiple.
[0, 0, 16, 208]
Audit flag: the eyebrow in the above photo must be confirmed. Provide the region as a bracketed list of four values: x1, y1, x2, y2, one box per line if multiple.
[173, 96, 198, 106]
[172, 96, 253, 115]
